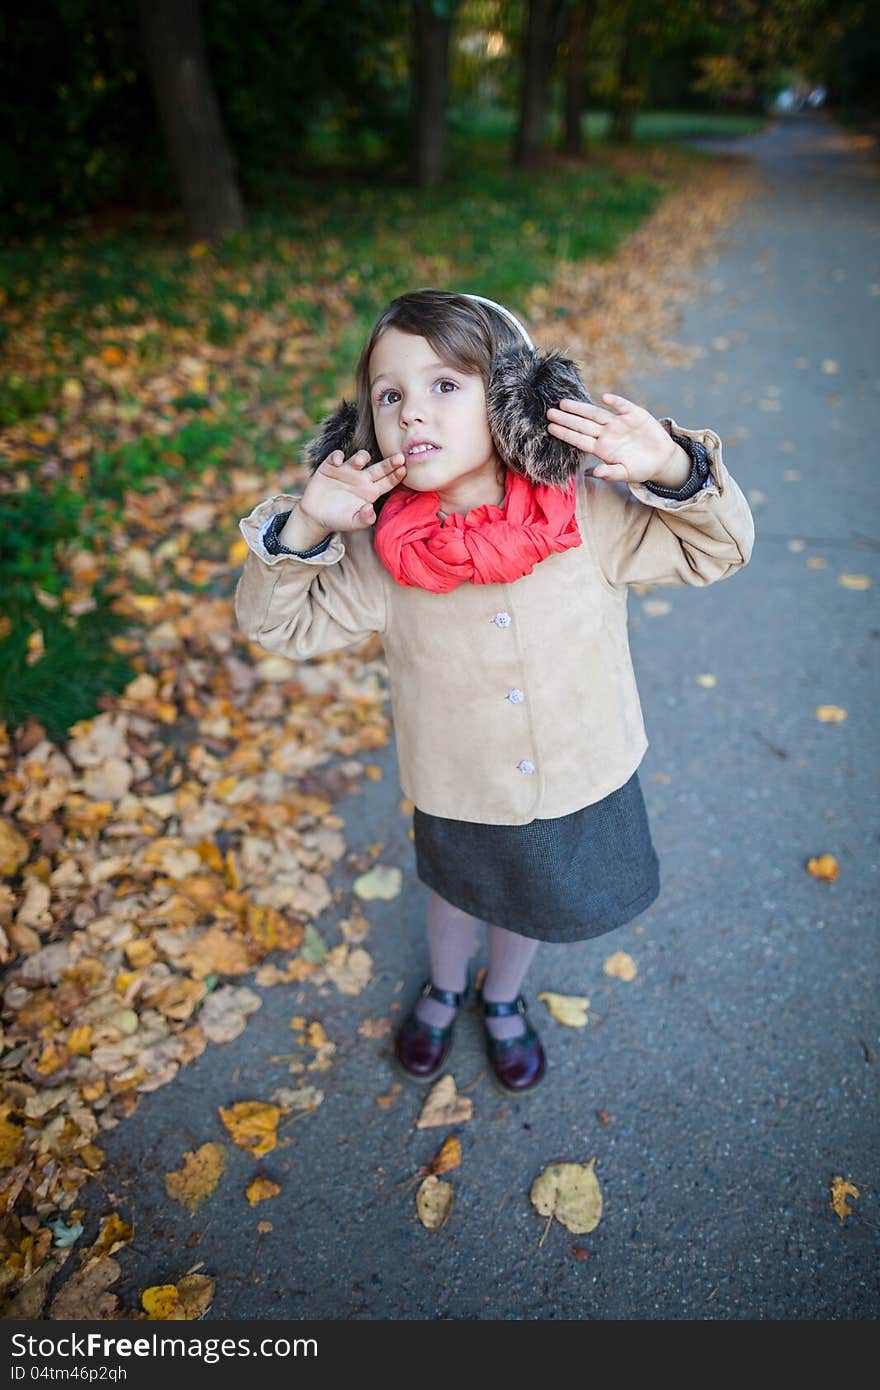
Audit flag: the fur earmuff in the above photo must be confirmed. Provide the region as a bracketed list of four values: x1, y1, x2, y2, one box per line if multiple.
[302, 398, 359, 474]
[301, 346, 594, 490]
[486, 346, 593, 488]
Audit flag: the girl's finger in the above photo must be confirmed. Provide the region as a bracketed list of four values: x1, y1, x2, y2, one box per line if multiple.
[551, 399, 612, 424]
[345, 449, 372, 468]
[601, 392, 635, 410]
[546, 420, 600, 448]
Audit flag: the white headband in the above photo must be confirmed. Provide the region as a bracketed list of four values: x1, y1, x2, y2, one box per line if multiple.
[461, 292, 535, 352]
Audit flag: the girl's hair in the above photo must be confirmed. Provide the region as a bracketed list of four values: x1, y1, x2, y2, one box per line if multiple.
[350, 288, 525, 467]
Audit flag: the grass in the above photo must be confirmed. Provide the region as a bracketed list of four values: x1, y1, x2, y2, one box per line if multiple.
[0, 108, 759, 738]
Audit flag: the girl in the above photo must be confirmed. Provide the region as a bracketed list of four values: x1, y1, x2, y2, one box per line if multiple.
[235, 289, 755, 1097]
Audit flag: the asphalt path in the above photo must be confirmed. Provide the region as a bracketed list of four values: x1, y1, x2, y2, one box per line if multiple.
[56, 110, 879, 1322]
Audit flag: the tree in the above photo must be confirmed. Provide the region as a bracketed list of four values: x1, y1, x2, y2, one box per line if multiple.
[137, 0, 244, 243]
[513, 0, 571, 168]
[411, 0, 460, 187]
[560, 2, 596, 155]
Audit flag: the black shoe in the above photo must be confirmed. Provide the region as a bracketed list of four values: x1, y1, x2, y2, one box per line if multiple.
[476, 985, 546, 1094]
[393, 976, 471, 1084]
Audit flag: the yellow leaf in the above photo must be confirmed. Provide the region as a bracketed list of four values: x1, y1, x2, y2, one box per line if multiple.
[165, 1143, 228, 1215]
[246, 1176, 281, 1206]
[603, 950, 637, 981]
[815, 705, 847, 722]
[428, 1135, 461, 1176]
[416, 1175, 454, 1231]
[25, 629, 45, 666]
[66, 1025, 93, 1056]
[218, 1101, 289, 1157]
[142, 1284, 185, 1320]
[695, 672, 717, 688]
[838, 573, 871, 590]
[0, 1105, 24, 1166]
[538, 991, 591, 1027]
[806, 854, 839, 883]
[830, 1175, 859, 1220]
[0, 818, 30, 876]
[62, 378, 84, 404]
[84, 1214, 133, 1265]
[530, 1159, 603, 1237]
[819, 359, 839, 374]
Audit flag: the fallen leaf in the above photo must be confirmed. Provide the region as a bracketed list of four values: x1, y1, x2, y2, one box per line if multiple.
[358, 1017, 392, 1039]
[530, 1158, 603, 1237]
[426, 1135, 461, 1176]
[416, 1074, 473, 1129]
[695, 673, 717, 688]
[164, 1143, 228, 1214]
[218, 1102, 289, 1157]
[353, 864, 402, 901]
[142, 1284, 186, 1320]
[815, 705, 847, 722]
[0, 819, 30, 876]
[375, 1082, 402, 1110]
[538, 991, 591, 1027]
[199, 985, 262, 1043]
[838, 573, 871, 590]
[830, 1176, 859, 1220]
[49, 1256, 121, 1320]
[246, 1177, 281, 1206]
[177, 1272, 215, 1319]
[603, 951, 637, 981]
[416, 1175, 454, 1231]
[319, 943, 372, 996]
[82, 1213, 132, 1266]
[806, 854, 839, 883]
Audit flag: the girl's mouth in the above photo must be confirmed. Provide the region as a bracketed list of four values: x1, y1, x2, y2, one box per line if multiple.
[406, 445, 440, 457]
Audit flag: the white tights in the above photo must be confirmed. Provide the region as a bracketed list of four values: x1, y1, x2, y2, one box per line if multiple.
[413, 889, 539, 1040]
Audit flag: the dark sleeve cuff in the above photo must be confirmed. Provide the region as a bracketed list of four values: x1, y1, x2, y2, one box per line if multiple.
[642, 433, 712, 500]
[263, 510, 334, 557]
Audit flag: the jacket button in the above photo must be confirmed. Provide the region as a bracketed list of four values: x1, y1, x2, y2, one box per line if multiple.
[493, 611, 511, 627]
[517, 760, 536, 774]
[507, 688, 524, 703]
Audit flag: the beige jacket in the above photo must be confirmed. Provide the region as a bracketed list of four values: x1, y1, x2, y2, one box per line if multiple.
[234, 420, 755, 825]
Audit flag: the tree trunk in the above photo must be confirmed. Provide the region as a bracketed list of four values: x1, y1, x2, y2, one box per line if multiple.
[560, 2, 594, 156]
[514, 0, 569, 171]
[411, 1, 453, 189]
[137, 0, 245, 243]
[608, 6, 640, 145]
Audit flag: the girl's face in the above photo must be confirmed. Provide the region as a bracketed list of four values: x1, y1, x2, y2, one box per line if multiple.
[368, 328, 505, 517]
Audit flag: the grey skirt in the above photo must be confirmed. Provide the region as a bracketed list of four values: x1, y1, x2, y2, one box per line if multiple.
[412, 769, 660, 944]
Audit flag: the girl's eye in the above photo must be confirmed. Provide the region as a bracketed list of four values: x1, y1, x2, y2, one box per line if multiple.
[376, 379, 459, 407]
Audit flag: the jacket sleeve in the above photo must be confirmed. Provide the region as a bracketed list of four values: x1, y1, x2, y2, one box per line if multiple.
[234, 493, 388, 658]
[582, 419, 755, 589]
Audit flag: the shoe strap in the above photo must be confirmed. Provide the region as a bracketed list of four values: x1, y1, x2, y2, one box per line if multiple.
[420, 978, 469, 1009]
[481, 992, 526, 1018]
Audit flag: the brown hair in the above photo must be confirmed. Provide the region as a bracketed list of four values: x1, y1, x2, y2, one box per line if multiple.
[349, 288, 525, 466]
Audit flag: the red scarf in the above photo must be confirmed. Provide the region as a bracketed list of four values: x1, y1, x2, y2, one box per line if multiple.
[373, 469, 582, 592]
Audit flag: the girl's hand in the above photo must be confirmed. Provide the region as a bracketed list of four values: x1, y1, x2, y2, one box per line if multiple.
[300, 448, 407, 533]
[546, 393, 690, 488]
